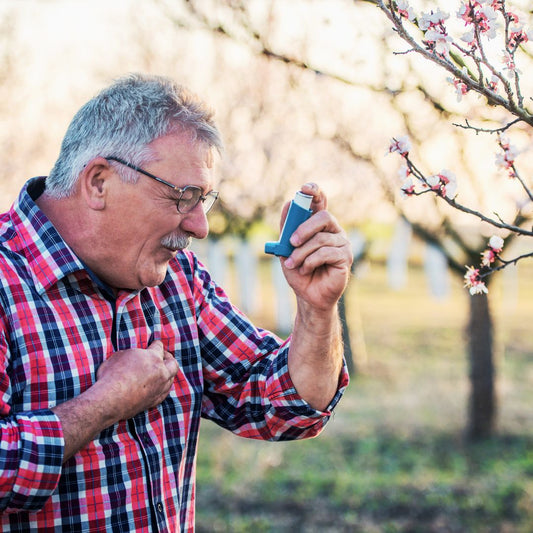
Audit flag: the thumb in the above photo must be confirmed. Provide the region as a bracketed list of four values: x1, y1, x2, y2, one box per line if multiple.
[147, 339, 165, 357]
[163, 350, 179, 376]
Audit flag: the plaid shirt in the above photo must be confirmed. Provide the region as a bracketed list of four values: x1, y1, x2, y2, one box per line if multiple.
[0, 178, 348, 532]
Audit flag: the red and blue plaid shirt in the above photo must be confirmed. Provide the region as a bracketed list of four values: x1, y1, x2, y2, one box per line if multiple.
[0, 178, 348, 532]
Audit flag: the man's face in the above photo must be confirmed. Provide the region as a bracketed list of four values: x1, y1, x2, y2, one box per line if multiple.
[98, 133, 215, 291]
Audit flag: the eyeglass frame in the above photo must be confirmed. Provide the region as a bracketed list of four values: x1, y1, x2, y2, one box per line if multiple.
[106, 156, 219, 214]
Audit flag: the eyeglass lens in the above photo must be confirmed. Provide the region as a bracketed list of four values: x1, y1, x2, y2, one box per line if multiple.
[178, 187, 218, 214]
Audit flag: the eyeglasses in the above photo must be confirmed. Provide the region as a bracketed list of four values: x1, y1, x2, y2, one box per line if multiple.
[107, 157, 219, 214]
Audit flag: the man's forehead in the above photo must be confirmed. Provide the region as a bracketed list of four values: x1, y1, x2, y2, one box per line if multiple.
[149, 134, 214, 160]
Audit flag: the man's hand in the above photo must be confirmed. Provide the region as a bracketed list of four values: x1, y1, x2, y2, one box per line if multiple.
[280, 182, 353, 311]
[52, 340, 179, 461]
[96, 340, 179, 422]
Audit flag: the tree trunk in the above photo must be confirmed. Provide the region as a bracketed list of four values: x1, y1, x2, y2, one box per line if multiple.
[466, 292, 496, 441]
[338, 247, 367, 376]
[338, 293, 355, 375]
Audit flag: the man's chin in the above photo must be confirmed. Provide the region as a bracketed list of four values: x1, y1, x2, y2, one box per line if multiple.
[138, 260, 174, 288]
[144, 270, 169, 288]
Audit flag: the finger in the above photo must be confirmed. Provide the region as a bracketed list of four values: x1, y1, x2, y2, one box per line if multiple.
[300, 182, 327, 212]
[294, 243, 353, 277]
[286, 232, 350, 271]
[289, 211, 342, 250]
[164, 354, 179, 377]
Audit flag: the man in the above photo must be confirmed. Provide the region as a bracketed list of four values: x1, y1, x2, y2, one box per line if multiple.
[0, 73, 351, 531]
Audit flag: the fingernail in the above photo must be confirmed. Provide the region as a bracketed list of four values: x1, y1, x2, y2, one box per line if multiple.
[284, 257, 295, 269]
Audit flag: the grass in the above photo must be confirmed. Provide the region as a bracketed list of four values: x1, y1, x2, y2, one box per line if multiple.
[195, 260, 533, 532]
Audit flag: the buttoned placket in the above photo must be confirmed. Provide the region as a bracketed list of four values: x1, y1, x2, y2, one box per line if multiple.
[115, 290, 169, 533]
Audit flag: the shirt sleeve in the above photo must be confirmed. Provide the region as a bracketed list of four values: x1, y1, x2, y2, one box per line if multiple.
[192, 255, 349, 441]
[0, 329, 64, 513]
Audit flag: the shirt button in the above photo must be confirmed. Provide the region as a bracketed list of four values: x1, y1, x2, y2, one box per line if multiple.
[157, 502, 164, 513]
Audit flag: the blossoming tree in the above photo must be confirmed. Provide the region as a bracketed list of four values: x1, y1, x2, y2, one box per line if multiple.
[381, 0, 533, 295]
[376, 0, 533, 439]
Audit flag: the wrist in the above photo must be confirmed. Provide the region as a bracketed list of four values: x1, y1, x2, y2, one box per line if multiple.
[295, 299, 340, 337]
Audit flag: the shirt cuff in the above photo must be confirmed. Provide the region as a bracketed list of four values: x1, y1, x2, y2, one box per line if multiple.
[266, 341, 350, 419]
[1, 409, 64, 512]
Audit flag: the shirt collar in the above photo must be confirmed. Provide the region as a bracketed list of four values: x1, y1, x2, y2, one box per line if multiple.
[10, 177, 87, 294]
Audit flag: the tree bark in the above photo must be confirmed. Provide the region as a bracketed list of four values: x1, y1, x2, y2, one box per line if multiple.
[466, 293, 496, 441]
[338, 293, 355, 375]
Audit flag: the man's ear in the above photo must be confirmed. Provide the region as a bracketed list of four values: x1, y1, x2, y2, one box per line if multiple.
[80, 157, 113, 210]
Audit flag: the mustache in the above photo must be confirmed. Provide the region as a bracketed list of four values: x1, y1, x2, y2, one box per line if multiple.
[160, 233, 191, 251]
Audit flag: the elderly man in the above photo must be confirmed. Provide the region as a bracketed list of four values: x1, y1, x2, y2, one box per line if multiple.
[0, 74, 351, 532]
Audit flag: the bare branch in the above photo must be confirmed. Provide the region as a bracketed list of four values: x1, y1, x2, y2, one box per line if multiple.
[452, 118, 522, 134]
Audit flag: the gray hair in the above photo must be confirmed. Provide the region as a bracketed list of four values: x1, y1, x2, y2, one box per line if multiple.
[46, 73, 223, 198]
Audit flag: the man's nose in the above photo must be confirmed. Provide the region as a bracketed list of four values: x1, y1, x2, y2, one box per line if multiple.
[180, 203, 209, 240]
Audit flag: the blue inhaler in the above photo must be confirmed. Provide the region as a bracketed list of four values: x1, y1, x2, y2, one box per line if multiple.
[265, 191, 313, 257]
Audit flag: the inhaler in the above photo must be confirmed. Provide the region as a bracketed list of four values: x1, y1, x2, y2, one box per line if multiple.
[264, 191, 313, 257]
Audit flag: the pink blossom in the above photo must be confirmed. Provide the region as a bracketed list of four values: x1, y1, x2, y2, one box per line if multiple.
[426, 169, 457, 199]
[480, 237, 503, 267]
[487, 74, 499, 91]
[502, 51, 520, 77]
[507, 11, 520, 24]
[499, 133, 511, 150]
[457, 3, 469, 21]
[488, 235, 504, 252]
[455, 80, 469, 98]
[495, 134, 518, 176]
[419, 9, 449, 31]
[480, 236, 504, 267]
[443, 178, 458, 199]
[419, 9, 453, 56]
[400, 177, 416, 197]
[461, 28, 476, 46]
[449, 69, 470, 101]
[389, 136, 411, 156]
[426, 174, 441, 190]
[479, 6, 498, 38]
[424, 28, 453, 56]
[480, 249, 497, 267]
[508, 14, 531, 50]
[397, 164, 410, 179]
[458, 2, 498, 39]
[464, 266, 488, 295]
[396, 0, 415, 21]
[397, 165, 415, 196]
